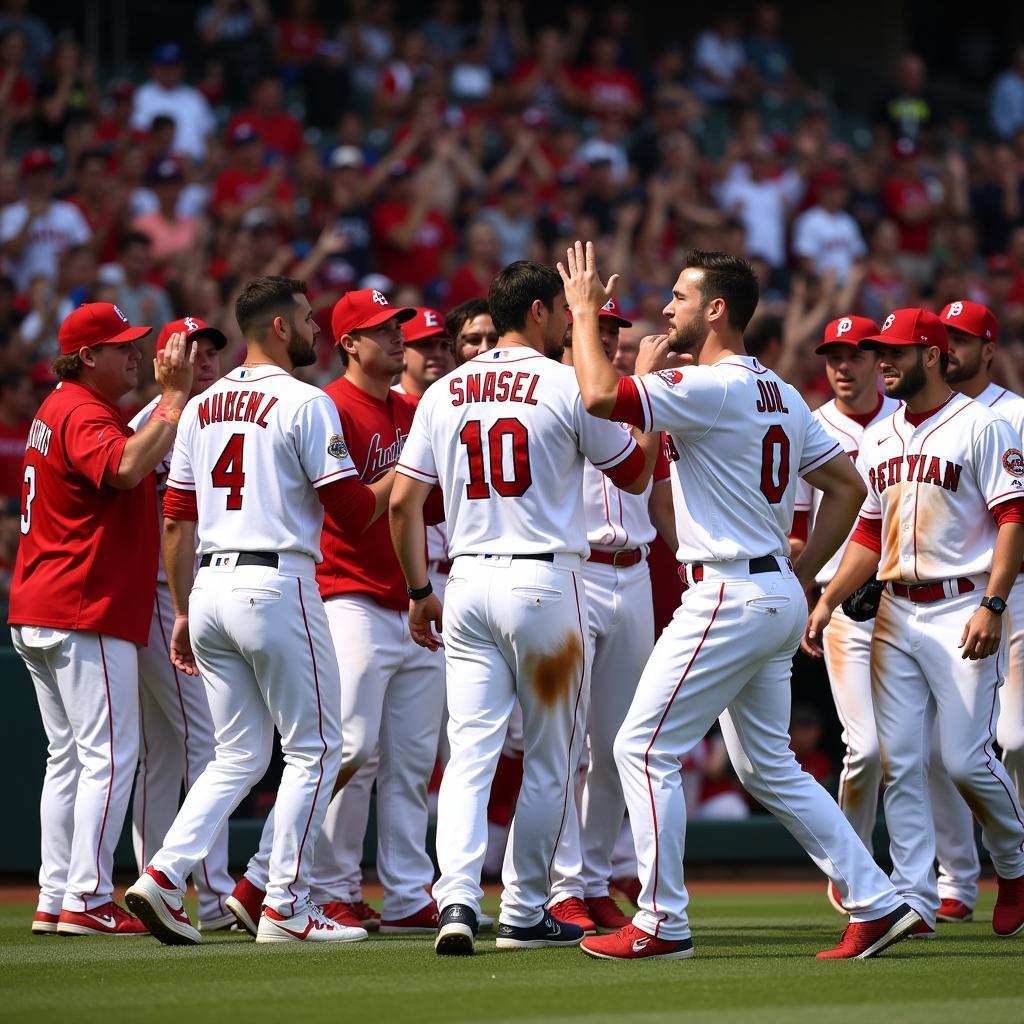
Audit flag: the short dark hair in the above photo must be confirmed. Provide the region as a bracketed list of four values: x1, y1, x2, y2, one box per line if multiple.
[682, 249, 760, 332]
[120, 230, 152, 252]
[235, 275, 307, 338]
[445, 298, 489, 340]
[744, 315, 782, 360]
[487, 261, 562, 337]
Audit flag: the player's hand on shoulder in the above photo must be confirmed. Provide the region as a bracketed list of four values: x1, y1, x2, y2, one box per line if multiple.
[155, 331, 196, 401]
[959, 605, 1002, 661]
[169, 614, 200, 676]
[801, 599, 831, 658]
[635, 335, 693, 377]
[557, 239, 619, 317]
[408, 593, 444, 652]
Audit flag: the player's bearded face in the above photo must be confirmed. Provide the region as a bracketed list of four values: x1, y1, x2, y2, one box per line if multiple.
[880, 346, 928, 399]
[945, 333, 986, 385]
[668, 305, 710, 354]
[285, 313, 318, 368]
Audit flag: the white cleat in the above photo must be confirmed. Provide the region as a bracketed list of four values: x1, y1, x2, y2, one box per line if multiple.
[256, 901, 368, 944]
[125, 868, 201, 946]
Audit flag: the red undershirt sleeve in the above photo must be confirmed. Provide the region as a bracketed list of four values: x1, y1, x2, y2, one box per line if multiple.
[603, 443, 645, 490]
[163, 486, 198, 521]
[318, 476, 376, 533]
[991, 496, 1024, 526]
[608, 377, 646, 429]
[424, 486, 445, 526]
[850, 515, 882, 554]
[789, 510, 809, 545]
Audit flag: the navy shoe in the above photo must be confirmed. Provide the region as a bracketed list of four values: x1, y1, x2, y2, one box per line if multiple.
[435, 903, 478, 956]
[495, 911, 584, 949]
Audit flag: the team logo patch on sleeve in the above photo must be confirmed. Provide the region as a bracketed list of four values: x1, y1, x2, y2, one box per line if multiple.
[1003, 449, 1024, 477]
[327, 434, 350, 459]
[654, 369, 684, 386]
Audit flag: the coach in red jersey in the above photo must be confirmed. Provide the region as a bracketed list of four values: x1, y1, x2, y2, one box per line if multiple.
[10, 301, 193, 937]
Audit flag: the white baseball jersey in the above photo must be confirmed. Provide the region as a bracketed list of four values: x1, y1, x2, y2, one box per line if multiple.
[131, 397, 171, 583]
[977, 381, 1024, 438]
[582, 427, 657, 551]
[167, 366, 358, 559]
[857, 392, 1024, 582]
[794, 395, 902, 584]
[397, 347, 640, 557]
[624, 357, 841, 562]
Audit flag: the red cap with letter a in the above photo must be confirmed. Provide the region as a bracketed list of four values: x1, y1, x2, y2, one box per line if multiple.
[815, 315, 880, 353]
[939, 299, 999, 343]
[859, 308, 949, 353]
[156, 316, 228, 353]
[567, 296, 633, 327]
[402, 307, 448, 344]
[331, 288, 415, 343]
[58, 302, 152, 354]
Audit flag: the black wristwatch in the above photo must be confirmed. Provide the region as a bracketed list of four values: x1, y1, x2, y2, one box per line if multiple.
[981, 595, 1007, 615]
[408, 581, 433, 601]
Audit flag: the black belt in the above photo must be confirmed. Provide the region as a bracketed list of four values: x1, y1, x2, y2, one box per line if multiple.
[480, 553, 555, 562]
[679, 555, 781, 585]
[200, 551, 279, 569]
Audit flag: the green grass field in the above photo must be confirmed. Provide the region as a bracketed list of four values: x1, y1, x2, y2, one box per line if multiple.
[1, 888, 1020, 1024]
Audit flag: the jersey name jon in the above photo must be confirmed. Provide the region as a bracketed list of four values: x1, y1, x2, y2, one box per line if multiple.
[197, 390, 278, 429]
[449, 369, 540, 407]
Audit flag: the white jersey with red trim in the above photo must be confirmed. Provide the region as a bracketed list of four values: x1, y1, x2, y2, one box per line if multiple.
[582, 432, 656, 551]
[856, 392, 1024, 583]
[397, 346, 640, 558]
[977, 381, 1024, 438]
[167, 365, 358, 560]
[794, 395, 902, 585]
[131, 395, 171, 583]
[629, 356, 841, 563]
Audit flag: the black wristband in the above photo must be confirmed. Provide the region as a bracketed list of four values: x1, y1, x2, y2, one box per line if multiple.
[408, 581, 433, 601]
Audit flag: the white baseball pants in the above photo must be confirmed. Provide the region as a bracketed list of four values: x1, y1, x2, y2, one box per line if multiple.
[433, 554, 590, 927]
[871, 587, 1024, 927]
[133, 583, 234, 924]
[822, 605, 882, 851]
[13, 626, 139, 914]
[149, 558, 341, 917]
[615, 562, 903, 941]
[550, 559, 654, 902]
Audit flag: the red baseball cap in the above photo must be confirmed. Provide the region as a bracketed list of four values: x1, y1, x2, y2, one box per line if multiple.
[156, 316, 227, 353]
[331, 288, 414, 343]
[58, 303, 152, 355]
[815, 315, 881, 353]
[21, 148, 56, 175]
[940, 300, 999, 343]
[567, 296, 633, 327]
[860, 308, 949, 353]
[403, 307, 448, 344]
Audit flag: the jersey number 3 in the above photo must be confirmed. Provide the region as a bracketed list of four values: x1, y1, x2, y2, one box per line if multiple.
[212, 433, 246, 510]
[460, 418, 532, 499]
[760, 425, 790, 504]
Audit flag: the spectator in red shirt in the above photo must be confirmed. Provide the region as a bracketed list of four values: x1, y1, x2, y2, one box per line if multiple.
[445, 219, 500, 309]
[226, 76, 305, 161]
[95, 79, 144, 153]
[69, 149, 128, 266]
[212, 122, 295, 228]
[274, 0, 324, 80]
[574, 35, 643, 121]
[511, 26, 581, 117]
[0, 369, 33, 500]
[371, 161, 456, 300]
[881, 138, 939, 283]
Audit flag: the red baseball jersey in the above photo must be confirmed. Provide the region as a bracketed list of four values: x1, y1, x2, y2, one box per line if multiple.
[316, 375, 417, 610]
[8, 380, 158, 645]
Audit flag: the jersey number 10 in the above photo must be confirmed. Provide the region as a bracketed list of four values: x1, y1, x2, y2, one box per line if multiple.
[460, 418, 532, 499]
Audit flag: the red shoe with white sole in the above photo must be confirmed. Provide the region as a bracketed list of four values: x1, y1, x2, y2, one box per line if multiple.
[581, 923, 694, 961]
[31, 911, 60, 935]
[57, 901, 148, 937]
[993, 874, 1024, 937]
[907, 919, 936, 939]
[350, 900, 381, 931]
[815, 904, 920, 959]
[380, 900, 439, 934]
[585, 895, 633, 933]
[550, 897, 596, 935]
[225, 877, 265, 937]
[936, 899, 973, 923]
[124, 868, 200, 945]
[323, 901, 366, 928]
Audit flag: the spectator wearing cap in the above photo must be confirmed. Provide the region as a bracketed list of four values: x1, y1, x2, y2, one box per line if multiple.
[446, 219, 500, 310]
[226, 76, 305, 162]
[131, 160, 201, 265]
[113, 232, 175, 339]
[792, 169, 866, 284]
[0, 368, 32, 500]
[882, 138, 940, 285]
[445, 297, 497, 363]
[69, 149, 127, 266]
[394, 306, 455, 398]
[131, 44, 216, 162]
[212, 121, 294, 229]
[0, 150, 91, 293]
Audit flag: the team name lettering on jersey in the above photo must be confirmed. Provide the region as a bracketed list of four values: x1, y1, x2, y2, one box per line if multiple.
[755, 380, 790, 414]
[868, 454, 963, 493]
[197, 391, 278, 430]
[363, 428, 407, 480]
[26, 417, 52, 456]
[449, 370, 540, 407]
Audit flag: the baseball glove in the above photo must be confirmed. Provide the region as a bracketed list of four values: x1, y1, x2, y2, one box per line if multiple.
[841, 574, 884, 622]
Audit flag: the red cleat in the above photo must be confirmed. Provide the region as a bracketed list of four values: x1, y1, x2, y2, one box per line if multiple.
[993, 874, 1024, 937]
[225, 877, 265, 937]
[816, 904, 920, 959]
[907, 918, 936, 940]
[380, 900, 439, 933]
[322, 901, 365, 928]
[56, 901, 148, 937]
[31, 911, 60, 935]
[585, 895, 632, 933]
[350, 900, 381, 931]
[581, 923, 694, 961]
[550, 897, 596, 935]
[936, 898, 973, 923]
[826, 881, 846, 914]
[611, 876, 641, 908]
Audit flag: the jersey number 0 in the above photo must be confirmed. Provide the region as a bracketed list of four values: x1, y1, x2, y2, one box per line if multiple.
[459, 418, 532, 499]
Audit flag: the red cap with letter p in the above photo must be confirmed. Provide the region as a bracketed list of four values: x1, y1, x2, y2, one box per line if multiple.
[939, 299, 998, 344]
[859, 308, 949, 353]
[815, 315, 880, 353]
[58, 302, 152, 355]
[156, 316, 227, 353]
[331, 288, 415, 343]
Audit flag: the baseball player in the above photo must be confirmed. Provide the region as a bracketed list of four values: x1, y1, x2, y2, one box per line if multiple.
[447, 299, 498, 364]
[927, 299, 1024, 923]
[234, 290, 446, 936]
[10, 302, 192, 936]
[547, 297, 675, 936]
[130, 317, 236, 933]
[807, 307, 1024, 939]
[391, 259, 659, 955]
[565, 242, 919, 961]
[125, 276, 387, 946]
[790, 315, 900, 913]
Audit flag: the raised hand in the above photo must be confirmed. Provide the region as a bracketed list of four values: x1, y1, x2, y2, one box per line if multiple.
[557, 240, 619, 317]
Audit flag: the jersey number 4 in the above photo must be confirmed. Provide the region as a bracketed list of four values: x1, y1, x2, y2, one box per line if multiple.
[212, 433, 246, 510]
[460, 418, 532, 499]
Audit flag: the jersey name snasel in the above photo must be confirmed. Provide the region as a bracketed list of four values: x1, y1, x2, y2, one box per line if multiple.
[449, 370, 540, 407]
[868, 454, 963, 493]
[197, 390, 278, 430]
